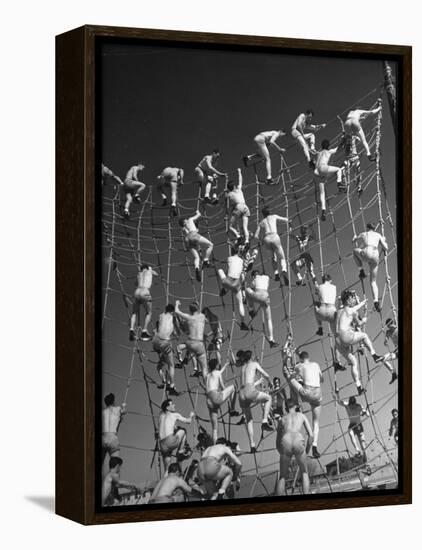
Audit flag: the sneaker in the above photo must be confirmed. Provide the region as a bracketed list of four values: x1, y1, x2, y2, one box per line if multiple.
[316, 327, 323, 336]
[367, 154, 376, 162]
[390, 371, 398, 384]
[129, 329, 136, 341]
[249, 309, 257, 319]
[357, 386, 366, 395]
[161, 198, 168, 207]
[216, 492, 225, 500]
[357, 185, 363, 196]
[250, 446, 257, 453]
[229, 410, 241, 417]
[140, 331, 152, 341]
[236, 416, 245, 426]
[211, 196, 219, 205]
[242, 155, 249, 167]
[308, 160, 316, 170]
[240, 322, 249, 331]
[334, 362, 346, 372]
[374, 301, 381, 312]
[202, 260, 211, 269]
[170, 205, 177, 217]
[359, 269, 367, 280]
[321, 210, 326, 222]
[175, 363, 184, 369]
[204, 196, 211, 204]
[243, 241, 250, 253]
[168, 386, 180, 396]
[133, 195, 141, 203]
[157, 383, 165, 389]
[282, 272, 289, 286]
[301, 280, 306, 286]
[266, 177, 274, 185]
[195, 268, 201, 282]
[312, 446, 321, 459]
[372, 353, 383, 363]
[296, 280, 303, 286]
[191, 370, 201, 378]
[269, 340, 279, 349]
[219, 287, 227, 297]
[274, 272, 280, 282]
[123, 209, 130, 219]
[261, 421, 273, 432]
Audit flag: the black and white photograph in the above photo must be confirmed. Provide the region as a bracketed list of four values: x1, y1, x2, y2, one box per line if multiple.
[100, 38, 401, 509]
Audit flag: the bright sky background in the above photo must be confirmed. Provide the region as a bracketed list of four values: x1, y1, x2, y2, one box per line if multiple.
[101, 41, 398, 495]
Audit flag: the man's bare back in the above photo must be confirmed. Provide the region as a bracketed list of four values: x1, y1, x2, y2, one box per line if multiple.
[156, 312, 174, 339]
[159, 411, 181, 440]
[206, 370, 223, 393]
[186, 313, 206, 340]
[103, 406, 122, 433]
[151, 474, 191, 500]
[136, 269, 154, 289]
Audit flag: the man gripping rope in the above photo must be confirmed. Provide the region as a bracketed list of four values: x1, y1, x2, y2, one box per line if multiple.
[178, 210, 214, 282]
[129, 263, 158, 341]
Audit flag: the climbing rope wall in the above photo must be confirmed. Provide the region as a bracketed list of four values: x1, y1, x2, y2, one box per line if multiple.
[101, 84, 399, 502]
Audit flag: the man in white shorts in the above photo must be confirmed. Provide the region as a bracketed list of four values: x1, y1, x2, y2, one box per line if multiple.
[197, 440, 242, 500]
[174, 300, 208, 378]
[245, 130, 286, 184]
[334, 290, 383, 394]
[314, 274, 337, 336]
[343, 100, 382, 161]
[226, 168, 250, 247]
[254, 206, 290, 285]
[313, 139, 344, 221]
[353, 222, 388, 312]
[245, 270, 278, 348]
[102, 393, 126, 476]
[291, 109, 326, 168]
[152, 304, 179, 396]
[178, 210, 213, 282]
[159, 399, 195, 475]
[129, 264, 158, 341]
[202, 307, 224, 364]
[157, 166, 184, 216]
[206, 358, 238, 444]
[195, 149, 227, 204]
[123, 163, 146, 218]
[217, 248, 248, 330]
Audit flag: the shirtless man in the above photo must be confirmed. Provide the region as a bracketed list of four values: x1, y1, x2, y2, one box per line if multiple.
[270, 377, 288, 419]
[343, 134, 362, 193]
[291, 109, 326, 168]
[123, 163, 146, 218]
[102, 393, 126, 475]
[236, 349, 273, 451]
[389, 408, 398, 445]
[178, 210, 213, 282]
[334, 394, 368, 456]
[226, 168, 250, 247]
[102, 163, 124, 187]
[195, 149, 227, 204]
[291, 225, 316, 285]
[314, 139, 344, 221]
[159, 399, 195, 475]
[245, 270, 278, 348]
[344, 101, 382, 161]
[381, 318, 398, 384]
[149, 462, 193, 504]
[129, 264, 158, 341]
[202, 307, 223, 364]
[247, 130, 286, 184]
[334, 290, 383, 394]
[217, 248, 248, 330]
[157, 166, 184, 216]
[314, 274, 337, 336]
[152, 304, 179, 396]
[275, 399, 313, 495]
[254, 206, 290, 285]
[284, 351, 323, 458]
[197, 440, 242, 500]
[353, 223, 388, 312]
[206, 358, 238, 443]
[175, 300, 208, 377]
[102, 457, 139, 506]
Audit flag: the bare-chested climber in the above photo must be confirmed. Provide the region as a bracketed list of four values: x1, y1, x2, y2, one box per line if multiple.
[314, 139, 344, 221]
[202, 307, 224, 364]
[291, 225, 316, 285]
[243, 130, 286, 184]
[353, 222, 388, 312]
[102, 393, 126, 477]
[123, 163, 146, 219]
[175, 300, 208, 377]
[284, 350, 323, 458]
[152, 304, 180, 396]
[246, 270, 278, 348]
[334, 394, 368, 456]
[254, 206, 290, 285]
[342, 134, 362, 194]
[226, 168, 250, 247]
[197, 440, 242, 500]
[344, 100, 382, 161]
[314, 274, 337, 336]
[179, 210, 214, 282]
[129, 263, 158, 342]
[206, 358, 239, 444]
[149, 462, 194, 504]
[102, 457, 139, 506]
[291, 109, 326, 168]
[275, 399, 313, 495]
[195, 149, 227, 204]
[334, 290, 383, 394]
[159, 398, 195, 475]
[157, 166, 184, 216]
[236, 349, 273, 452]
[217, 248, 248, 330]
[382, 318, 398, 384]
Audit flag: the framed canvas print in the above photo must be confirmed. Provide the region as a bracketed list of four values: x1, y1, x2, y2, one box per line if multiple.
[56, 25, 411, 525]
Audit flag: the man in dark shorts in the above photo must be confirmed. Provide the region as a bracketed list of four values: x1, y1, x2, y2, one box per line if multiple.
[389, 408, 398, 445]
[335, 394, 368, 456]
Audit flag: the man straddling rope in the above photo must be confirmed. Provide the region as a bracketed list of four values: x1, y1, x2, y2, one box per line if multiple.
[195, 149, 227, 204]
[129, 263, 158, 341]
[244, 130, 286, 184]
[152, 303, 180, 396]
[178, 210, 213, 282]
[352, 222, 388, 312]
[313, 139, 344, 221]
[217, 248, 248, 330]
[291, 109, 326, 169]
[254, 206, 290, 285]
[123, 163, 146, 219]
[102, 393, 126, 477]
[157, 166, 184, 216]
[175, 300, 208, 377]
[245, 270, 278, 348]
[314, 274, 337, 336]
[334, 394, 369, 457]
[343, 100, 382, 161]
[226, 168, 250, 248]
